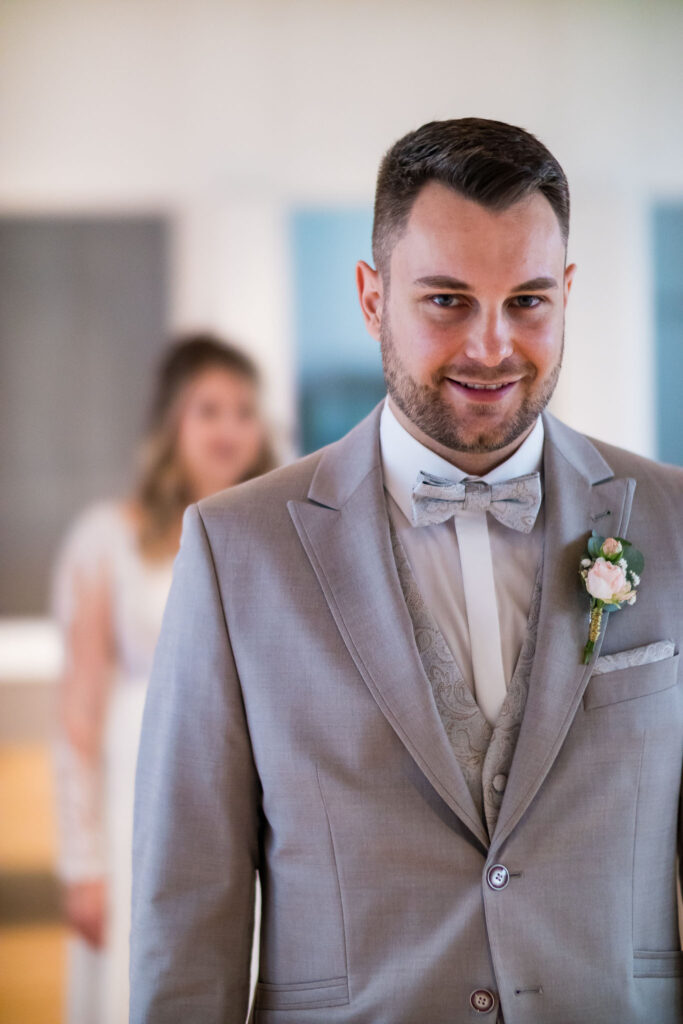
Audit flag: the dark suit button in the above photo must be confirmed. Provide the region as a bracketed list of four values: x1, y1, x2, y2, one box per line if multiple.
[470, 988, 496, 1013]
[486, 864, 509, 890]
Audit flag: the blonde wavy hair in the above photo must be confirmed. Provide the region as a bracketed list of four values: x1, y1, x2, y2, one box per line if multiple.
[133, 333, 276, 559]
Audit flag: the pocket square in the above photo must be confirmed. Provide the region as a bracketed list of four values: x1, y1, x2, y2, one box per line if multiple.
[592, 640, 676, 676]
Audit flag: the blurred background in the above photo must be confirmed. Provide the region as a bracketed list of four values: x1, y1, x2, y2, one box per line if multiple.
[1, 0, 682, 1020]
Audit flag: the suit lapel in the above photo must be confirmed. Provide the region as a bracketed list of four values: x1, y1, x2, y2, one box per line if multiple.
[287, 406, 636, 855]
[490, 413, 636, 854]
[288, 405, 489, 849]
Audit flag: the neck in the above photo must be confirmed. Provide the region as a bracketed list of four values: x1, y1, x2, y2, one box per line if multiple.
[387, 396, 535, 476]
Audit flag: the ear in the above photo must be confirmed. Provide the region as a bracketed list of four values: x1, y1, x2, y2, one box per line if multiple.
[563, 262, 576, 307]
[356, 260, 383, 342]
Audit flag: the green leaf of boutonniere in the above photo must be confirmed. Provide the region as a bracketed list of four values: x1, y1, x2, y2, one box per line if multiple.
[623, 547, 644, 576]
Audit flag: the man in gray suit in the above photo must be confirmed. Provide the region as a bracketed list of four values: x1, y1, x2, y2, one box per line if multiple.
[131, 119, 683, 1023]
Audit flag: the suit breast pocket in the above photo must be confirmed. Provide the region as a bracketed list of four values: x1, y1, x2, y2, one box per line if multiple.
[583, 651, 680, 710]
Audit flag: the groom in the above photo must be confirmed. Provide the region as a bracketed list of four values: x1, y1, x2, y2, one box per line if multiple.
[131, 119, 683, 1023]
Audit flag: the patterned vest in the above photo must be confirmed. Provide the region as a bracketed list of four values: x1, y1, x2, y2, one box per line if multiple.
[389, 520, 543, 840]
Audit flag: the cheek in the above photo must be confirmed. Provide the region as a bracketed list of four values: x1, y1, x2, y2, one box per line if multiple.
[389, 300, 456, 373]
[216, 418, 266, 467]
[411, 326, 470, 384]
[515, 318, 563, 374]
[233, 420, 264, 455]
[178, 415, 218, 462]
[177, 419, 200, 460]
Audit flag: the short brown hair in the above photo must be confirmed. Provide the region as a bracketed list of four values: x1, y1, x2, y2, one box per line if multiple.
[372, 117, 570, 273]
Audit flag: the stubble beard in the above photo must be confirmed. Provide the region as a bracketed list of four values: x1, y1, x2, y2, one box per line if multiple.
[380, 316, 563, 455]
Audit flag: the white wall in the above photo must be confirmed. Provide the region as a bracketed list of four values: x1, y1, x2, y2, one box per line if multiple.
[2, 0, 682, 455]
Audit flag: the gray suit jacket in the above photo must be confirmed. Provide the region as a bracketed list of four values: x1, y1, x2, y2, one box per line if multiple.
[131, 405, 683, 1024]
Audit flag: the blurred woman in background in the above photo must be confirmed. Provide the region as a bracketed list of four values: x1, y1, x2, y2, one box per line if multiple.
[52, 334, 275, 1024]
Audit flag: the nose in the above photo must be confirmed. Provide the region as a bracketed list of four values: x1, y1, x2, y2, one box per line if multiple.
[463, 308, 514, 367]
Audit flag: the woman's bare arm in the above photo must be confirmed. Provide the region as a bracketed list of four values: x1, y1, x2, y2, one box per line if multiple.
[57, 559, 114, 947]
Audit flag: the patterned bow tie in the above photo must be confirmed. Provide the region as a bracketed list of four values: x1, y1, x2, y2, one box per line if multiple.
[411, 470, 542, 534]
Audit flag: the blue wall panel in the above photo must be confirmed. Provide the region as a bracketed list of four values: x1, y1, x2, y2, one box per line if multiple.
[653, 204, 683, 466]
[291, 207, 385, 453]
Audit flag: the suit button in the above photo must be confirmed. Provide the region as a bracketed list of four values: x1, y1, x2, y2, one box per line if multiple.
[492, 773, 507, 793]
[470, 988, 496, 1013]
[486, 864, 509, 890]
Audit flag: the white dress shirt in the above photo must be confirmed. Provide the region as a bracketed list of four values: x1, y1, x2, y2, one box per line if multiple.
[380, 398, 544, 725]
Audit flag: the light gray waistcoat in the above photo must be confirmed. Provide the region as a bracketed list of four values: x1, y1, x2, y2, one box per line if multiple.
[389, 520, 543, 840]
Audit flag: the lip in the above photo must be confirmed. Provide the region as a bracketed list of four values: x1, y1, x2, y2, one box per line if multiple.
[445, 378, 521, 403]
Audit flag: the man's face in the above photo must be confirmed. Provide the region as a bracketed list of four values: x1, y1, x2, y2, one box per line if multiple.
[358, 182, 575, 464]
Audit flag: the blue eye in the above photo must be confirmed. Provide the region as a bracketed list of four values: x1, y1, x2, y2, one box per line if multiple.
[431, 294, 460, 307]
[513, 295, 542, 308]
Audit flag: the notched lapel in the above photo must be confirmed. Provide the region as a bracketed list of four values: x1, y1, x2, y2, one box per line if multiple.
[288, 460, 489, 849]
[491, 416, 636, 853]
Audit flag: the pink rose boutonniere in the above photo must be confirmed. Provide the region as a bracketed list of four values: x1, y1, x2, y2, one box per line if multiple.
[579, 532, 644, 663]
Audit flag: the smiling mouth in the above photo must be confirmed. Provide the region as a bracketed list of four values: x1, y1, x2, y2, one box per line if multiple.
[447, 377, 520, 390]
[444, 378, 521, 401]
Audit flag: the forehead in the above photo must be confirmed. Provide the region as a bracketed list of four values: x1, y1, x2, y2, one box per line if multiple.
[187, 366, 254, 397]
[391, 181, 565, 284]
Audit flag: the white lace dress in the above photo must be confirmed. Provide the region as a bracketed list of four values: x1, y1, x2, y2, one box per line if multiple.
[52, 501, 174, 1024]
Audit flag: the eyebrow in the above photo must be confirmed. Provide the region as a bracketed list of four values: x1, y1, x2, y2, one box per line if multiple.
[413, 275, 558, 292]
[511, 277, 558, 292]
[413, 275, 471, 290]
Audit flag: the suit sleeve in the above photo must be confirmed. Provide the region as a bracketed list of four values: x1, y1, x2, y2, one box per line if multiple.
[130, 503, 259, 1023]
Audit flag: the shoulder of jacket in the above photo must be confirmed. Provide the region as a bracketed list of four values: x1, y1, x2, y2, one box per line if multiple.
[588, 435, 683, 493]
[195, 448, 325, 532]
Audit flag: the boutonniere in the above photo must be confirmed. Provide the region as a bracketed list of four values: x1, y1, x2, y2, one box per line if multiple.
[579, 532, 644, 664]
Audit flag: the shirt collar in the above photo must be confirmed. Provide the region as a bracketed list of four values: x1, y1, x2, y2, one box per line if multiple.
[379, 397, 545, 523]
